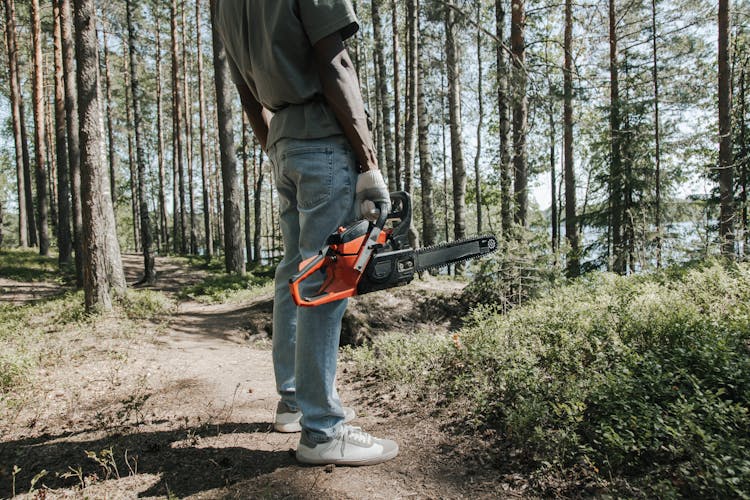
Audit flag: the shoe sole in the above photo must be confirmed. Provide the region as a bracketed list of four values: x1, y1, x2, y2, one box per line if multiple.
[274, 421, 302, 433]
[296, 445, 399, 466]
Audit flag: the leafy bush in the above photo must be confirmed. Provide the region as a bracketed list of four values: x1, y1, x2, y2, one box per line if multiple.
[353, 261, 750, 497]
[177, 272, 273, 303]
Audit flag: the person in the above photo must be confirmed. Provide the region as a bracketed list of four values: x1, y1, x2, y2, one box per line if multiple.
[213, 0, 398, 466]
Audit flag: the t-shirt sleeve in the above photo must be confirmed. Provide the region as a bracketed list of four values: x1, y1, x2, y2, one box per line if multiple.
[298, 0, 359, 46]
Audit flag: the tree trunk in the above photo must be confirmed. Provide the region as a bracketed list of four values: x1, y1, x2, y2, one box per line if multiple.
[60, 0, 83, 286]
[102, 27, 117, 206]
[31, 0, 50, 256]
[404, 0, 417, 196]
[511, 0, 528, 228]
[549, 78, 557, 258]
[127, 0, 155, 283]
[564, 0, 579, 277]
[182, 2, 197, 255]
[253, 139, 264, 266]
[475, 3, 484, 234]
[417, 2, 436, 248]
[73, 0, 125, 311]
[391, 0, 402, 191]
[154, 10, 169, 254]
[445, 0, 467, 250]
[718, 0, 734, 256]
[3, 0, 30, 247]
[123, 56, 140, 253]
[45, 87, 59, 236]
[496, 0, 512, 238]
[243, 117, 252, 265]
[54, 0, 73, 265]
[609, 0, 624, 273]
[171, 0, 187, 254]
[371, 0, 395, 192]
[651, 0, 662, 268]
[210, 0, 244, 275]
[196, 0, 212, 260]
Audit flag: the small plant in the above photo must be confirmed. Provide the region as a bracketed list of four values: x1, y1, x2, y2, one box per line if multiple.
[85, 448, 120, 480]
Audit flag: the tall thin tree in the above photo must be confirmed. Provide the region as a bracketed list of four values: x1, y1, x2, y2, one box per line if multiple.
[511, 0, 528, 227]
[61, 0, 83, 285]
[417, 2, 436, 248]
[3, 0, 31, 247]
[564, 0, 579, 276]
[445, 0, 468, 253]
[196, 0, 213, 260]
[609, 0, 625, 273]
[210, 0, 245, 275]
[31, 0, 51, 256]
[372, 0, 396, 193]
[73, 0, 126, 311]
[171, 0, 188, 253]
[496, 0, 512, 237]
[718, 0, 734, 256]
[102, 27, 117, 205]
[54, 0, 73, 265]
[391, 0, 403, 191]
[155, 10, 169, 253]
[127, 0, 155, 283]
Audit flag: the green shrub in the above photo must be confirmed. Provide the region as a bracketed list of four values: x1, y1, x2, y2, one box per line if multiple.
[177, 272, 273, 303]
[352, 261, 750, 497]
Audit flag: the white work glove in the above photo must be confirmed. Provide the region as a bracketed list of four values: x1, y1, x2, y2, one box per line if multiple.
[355, 170, 391, 222]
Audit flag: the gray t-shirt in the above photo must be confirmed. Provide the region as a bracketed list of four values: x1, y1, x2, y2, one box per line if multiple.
[215, 0, 359, 148]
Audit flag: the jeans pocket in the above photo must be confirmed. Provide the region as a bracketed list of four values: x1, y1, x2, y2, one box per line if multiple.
[282, 146, 334, 210]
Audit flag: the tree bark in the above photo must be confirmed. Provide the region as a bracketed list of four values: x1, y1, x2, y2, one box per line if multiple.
[171, 0, 187, 254]
[718, 0, 734, 257]
[253, 141, 264, 266]
[54, 0, 73, 265]
[154, 10, 170, 254]
[564, 0, 579, 277]
[210, 0, 244, 275]
[182, 1, 197, 255]
[496, 0, 512, 237]
[391, 0, 402, 192]
[609, 0, 624, 273]
[445, 0, 467, 251]
[73, 0, 125, 311]
[127, 0, 155, 283]
[61, 0, 83, 286]
[475, 3, 484, 234]
[243, 117, 252, 265]
[416, 2, 436, 248]
[371, 0, 395, 192]
[3, 0, 30, 247]
[123, 55, 140, 253]
[196, 0, 213, 260]
[511, 0, 528, 228]
[31, 0, 50, 256]
[404, 0, 417, 196]
[102, 27, 117, 206]
[651, 0, 662, 268]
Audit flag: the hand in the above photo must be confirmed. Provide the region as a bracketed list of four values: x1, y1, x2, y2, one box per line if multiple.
[355, 170, 391, 222]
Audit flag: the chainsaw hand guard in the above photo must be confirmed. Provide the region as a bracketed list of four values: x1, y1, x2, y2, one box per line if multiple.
[289, 202, 389, 307]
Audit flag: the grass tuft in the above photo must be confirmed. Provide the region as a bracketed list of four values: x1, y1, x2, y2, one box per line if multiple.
[177, 272, 273, 303]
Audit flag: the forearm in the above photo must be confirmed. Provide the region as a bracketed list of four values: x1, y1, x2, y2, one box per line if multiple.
[315, 39, 377, 172]
[237, 82, 270, 152]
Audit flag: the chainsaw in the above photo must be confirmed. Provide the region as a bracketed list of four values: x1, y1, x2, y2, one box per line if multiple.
[289, 191, 498, 307]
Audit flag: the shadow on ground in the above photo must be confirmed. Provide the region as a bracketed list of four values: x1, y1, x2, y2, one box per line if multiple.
[0, 422, 291, 498]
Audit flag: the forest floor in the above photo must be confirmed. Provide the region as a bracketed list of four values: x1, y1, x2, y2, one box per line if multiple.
[0, 254, 523, 499]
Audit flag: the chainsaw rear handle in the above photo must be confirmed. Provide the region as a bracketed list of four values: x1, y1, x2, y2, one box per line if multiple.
[289, 200, 389, 307]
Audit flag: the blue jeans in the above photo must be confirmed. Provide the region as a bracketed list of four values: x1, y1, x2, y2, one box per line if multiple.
[268, 135, 358, 443]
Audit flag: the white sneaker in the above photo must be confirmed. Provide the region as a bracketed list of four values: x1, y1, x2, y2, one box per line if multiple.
[274, 401, 356, 433]
[296, 425, 399, 466]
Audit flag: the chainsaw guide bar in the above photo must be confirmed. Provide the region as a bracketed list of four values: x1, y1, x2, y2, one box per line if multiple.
[289, 192, 498, 307]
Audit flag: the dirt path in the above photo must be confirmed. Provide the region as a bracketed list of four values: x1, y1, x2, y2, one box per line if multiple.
[1, 256, 507, 499]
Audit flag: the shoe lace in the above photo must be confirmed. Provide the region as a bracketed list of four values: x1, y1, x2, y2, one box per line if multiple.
[340, 426, 373, 454]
